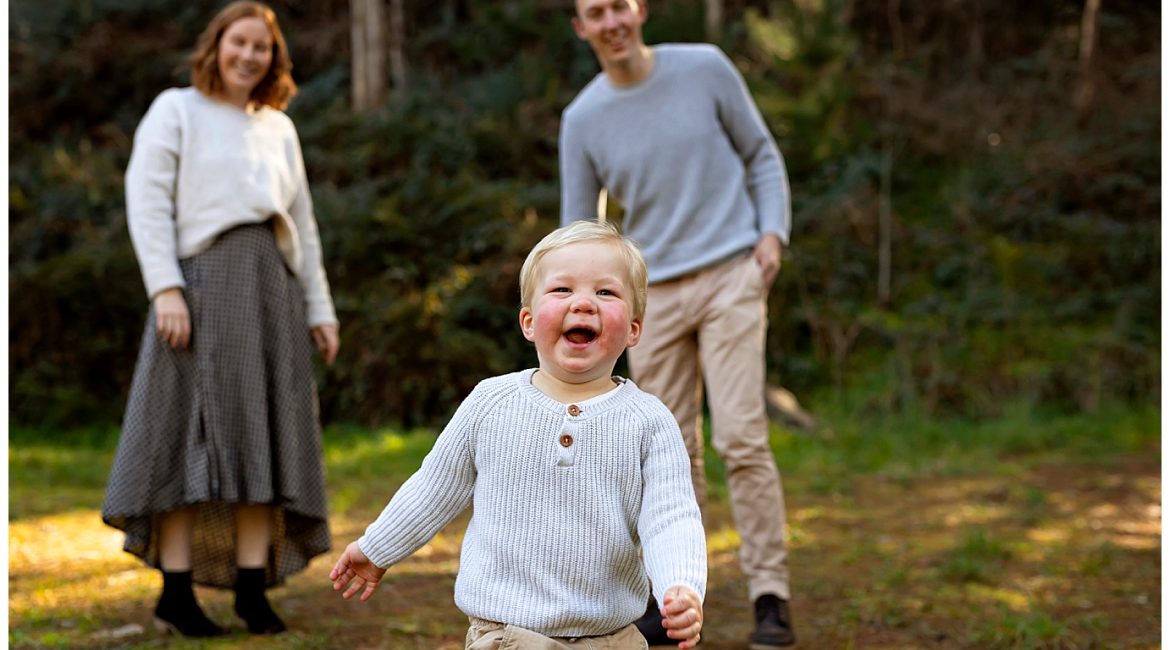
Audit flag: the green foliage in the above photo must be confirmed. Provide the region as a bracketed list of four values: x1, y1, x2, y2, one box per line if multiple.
[291, 78, 565, 424]
[7, 0, 1160, 429]
[752, 0, 1160, 417]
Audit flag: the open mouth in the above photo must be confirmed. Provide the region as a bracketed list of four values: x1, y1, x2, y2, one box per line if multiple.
[564, 327, 598, 345]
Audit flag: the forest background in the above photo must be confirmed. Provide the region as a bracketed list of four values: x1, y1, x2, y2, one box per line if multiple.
[8, 0, 1160, 429]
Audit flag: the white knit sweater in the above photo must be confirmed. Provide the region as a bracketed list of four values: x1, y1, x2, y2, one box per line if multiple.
[358, 369, 707, 637]
[124, 87, 336, 326]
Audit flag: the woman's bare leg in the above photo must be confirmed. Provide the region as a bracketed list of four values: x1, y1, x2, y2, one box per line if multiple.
[235, 504, 272, 568]
[158, 507, 196, 571]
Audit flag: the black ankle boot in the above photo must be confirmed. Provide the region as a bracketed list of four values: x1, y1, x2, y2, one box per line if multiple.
[749, 594, 796, 648]
[233, 567, 286, 634]
[153, 570, 226, 637]
[633, 596, 673, 645]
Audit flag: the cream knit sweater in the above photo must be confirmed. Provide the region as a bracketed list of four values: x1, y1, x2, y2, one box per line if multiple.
[125, 87, 336, 326]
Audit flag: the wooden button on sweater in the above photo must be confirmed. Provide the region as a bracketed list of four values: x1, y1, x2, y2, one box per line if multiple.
[567, 404, 581, 416]
[560, 434, 574, 447]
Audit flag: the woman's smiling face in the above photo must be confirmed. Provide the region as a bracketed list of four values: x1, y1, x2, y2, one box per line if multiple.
[216, 16, 273, 105]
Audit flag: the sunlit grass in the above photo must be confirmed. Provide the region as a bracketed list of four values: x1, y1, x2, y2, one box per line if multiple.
[8, 399, 1160, 649]
[8, 424, 459, 649]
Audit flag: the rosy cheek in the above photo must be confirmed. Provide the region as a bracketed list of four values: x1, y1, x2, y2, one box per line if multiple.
[598, 308, 633, 341]
[531, 307, 562, 339]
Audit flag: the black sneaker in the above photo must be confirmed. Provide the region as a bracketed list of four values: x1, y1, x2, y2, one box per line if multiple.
[750, 594, 795, 648]
[634, 596, 674, 646]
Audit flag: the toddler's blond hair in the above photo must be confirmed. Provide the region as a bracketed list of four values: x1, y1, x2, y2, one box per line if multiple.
[519, 221, 648, 319]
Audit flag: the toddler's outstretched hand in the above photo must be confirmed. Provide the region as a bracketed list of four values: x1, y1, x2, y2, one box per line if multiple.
[660, 584, 703, 648]
[329, 541, 386, 601]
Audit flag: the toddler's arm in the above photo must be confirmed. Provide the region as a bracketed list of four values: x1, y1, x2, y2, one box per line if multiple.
[329, 541, 387, 602]
[660, 584, 704, 648]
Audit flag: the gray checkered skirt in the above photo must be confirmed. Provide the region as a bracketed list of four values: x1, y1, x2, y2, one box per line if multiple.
[102, 222, 330, 589]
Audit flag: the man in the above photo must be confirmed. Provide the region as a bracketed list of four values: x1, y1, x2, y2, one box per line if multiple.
[558, 0, 796, 647]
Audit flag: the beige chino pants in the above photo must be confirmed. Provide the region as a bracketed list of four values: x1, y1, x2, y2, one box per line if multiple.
[627, 252, 791, 601]
[465, 617, 647, 650]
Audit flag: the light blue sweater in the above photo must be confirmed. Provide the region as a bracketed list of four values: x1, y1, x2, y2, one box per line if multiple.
[358, 369, 707, 637]
[560, 44, 791, 283]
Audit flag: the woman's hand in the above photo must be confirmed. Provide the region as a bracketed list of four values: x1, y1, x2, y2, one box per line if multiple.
[311, 323, 340, 365]
[153, 288, 191, 350]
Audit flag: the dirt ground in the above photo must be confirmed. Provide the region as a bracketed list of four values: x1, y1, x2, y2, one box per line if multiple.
[8, 454, 1160, 649]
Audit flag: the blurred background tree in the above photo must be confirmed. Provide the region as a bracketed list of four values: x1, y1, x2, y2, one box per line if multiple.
[8, 0, 1160, 432]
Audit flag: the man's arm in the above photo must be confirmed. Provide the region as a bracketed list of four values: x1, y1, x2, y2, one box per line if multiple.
[708, 48, 791, 247]
[559, 111, 605, 225]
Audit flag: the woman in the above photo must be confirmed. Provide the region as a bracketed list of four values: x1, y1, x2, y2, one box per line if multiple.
[102, 1, 339, 637]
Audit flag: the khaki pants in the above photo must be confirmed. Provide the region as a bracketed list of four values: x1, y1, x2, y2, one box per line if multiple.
[627, 253, 791, 600]
[465, 617, 647, 649]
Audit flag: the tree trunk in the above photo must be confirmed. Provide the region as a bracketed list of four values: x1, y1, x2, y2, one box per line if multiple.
[704, 0, 723, 42]
[1075, 0, 1102, 121]
[350, 0, 367, 111]
[350, 0, 386, 112]
[363, 0, 386, 107]
[388, 0, 407, 92]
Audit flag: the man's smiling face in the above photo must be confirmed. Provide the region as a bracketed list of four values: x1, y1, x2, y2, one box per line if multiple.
[572, 0, 647, 72]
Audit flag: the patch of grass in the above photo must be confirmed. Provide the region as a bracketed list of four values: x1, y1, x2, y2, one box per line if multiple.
[8, 427, 120, 520]
[939, 527, 1014, 584]
[874, 560, 910, 590]
[8, 425, 122, 448]
[321, 424, 440, 519]
[1078, 541, 1118, 577]
[770, 398, 1158, 485]
[1012, 484, 1051, 526]
[973, 609, 1071, 648]
[323, 424, 438, 478]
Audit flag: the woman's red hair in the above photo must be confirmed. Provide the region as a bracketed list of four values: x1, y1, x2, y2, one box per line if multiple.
[189, 1, 297, 110]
